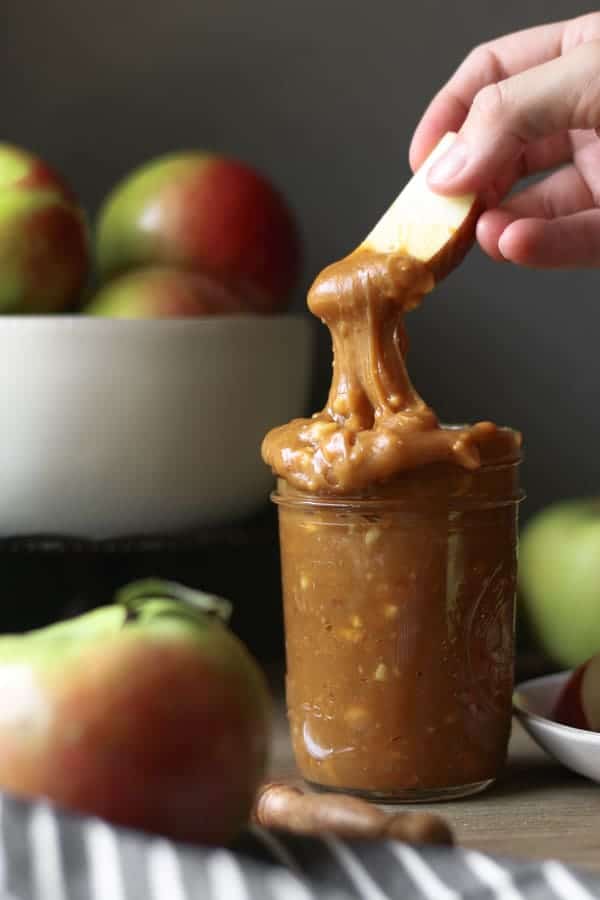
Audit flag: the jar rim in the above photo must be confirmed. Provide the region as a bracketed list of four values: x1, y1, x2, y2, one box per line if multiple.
[271, 489, 525, 513]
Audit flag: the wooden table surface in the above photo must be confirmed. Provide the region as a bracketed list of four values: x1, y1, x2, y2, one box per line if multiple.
[270, 708, 600, 872]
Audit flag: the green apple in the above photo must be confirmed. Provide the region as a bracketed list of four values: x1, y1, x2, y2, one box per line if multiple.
[519, 499, 600, 667]
[0, 579, 271, 844]
[0, 189, 89, 313]
[84, 266, 247, 318]
[96, 152, 301, 312]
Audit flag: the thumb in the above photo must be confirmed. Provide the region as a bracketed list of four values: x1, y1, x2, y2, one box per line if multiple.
[427, 39, 600, 194]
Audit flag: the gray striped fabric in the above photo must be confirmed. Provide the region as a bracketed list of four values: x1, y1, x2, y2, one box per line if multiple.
[0, 793, 597, 900]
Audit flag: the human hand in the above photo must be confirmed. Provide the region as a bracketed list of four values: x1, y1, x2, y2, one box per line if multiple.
[410, 13, 600, 268]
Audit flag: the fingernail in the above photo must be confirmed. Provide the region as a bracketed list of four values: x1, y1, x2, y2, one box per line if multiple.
[497, 230, 511, 260]
[428, 142, 468, 186]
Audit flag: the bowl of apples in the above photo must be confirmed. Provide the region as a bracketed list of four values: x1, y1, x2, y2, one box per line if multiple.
[0, 144, 312, 539]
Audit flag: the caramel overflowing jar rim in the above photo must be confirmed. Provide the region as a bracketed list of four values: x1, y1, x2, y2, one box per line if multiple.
[272, 426, 524, 513]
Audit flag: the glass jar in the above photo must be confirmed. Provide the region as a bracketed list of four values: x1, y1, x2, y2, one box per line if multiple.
[273, 434, 523, 802]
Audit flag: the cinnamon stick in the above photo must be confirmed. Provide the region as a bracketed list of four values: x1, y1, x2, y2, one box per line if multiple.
[252, 782, 453, 846]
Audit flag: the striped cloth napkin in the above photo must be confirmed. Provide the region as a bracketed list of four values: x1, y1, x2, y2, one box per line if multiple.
[0, 792, 597, 900]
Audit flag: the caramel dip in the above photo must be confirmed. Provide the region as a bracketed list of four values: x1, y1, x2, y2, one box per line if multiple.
[262, 137, 523, 800]
[262, 246, 520, 492]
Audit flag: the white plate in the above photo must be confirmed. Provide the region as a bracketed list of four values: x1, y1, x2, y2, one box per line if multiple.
[513, 671, 600, 782]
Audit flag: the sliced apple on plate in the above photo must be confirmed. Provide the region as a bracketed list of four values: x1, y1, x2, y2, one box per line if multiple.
[361, 132, 480, 281]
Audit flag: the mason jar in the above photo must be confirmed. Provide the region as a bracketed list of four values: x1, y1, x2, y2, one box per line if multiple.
[273, 430, 523, 802]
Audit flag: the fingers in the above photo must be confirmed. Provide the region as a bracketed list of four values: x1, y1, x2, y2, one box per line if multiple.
[502, 165, 594, 220]
[409, 90, 468, 173]
[479, 208, 600, 267]
[477, 132, 573, 210]
[477, 165, 595, 261]
[476, 210, 518, 262]
[409, 18, 571, 170]
[478, 133, 600, 256]
[570, 128, 600, 200]
[409, 13, 600, 268]
[498, 211, 600, 268]
[521, 132, 573, 179]
[427, 40, 600, 195]
[478, 209, 600, 268]
[410, 13, 600, 171]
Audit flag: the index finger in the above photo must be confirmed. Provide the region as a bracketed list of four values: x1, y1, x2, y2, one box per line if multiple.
[409, 17, 573, 170]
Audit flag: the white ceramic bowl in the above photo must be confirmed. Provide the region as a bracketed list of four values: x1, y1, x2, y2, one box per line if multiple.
[0, 315, 313, 539]
[513, 671, 600, 782]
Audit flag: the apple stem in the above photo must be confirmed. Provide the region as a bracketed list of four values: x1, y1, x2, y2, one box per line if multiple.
[115, 578, 233, 624]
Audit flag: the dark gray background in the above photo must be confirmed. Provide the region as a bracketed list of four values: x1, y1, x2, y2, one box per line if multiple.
[2, 0, 599, 521]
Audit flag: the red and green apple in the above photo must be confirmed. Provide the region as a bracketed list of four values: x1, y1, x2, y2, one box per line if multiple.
[95, 153, 301, 313]
[0, 143, 77, 205]
[0, 189, 89, 313]
[84, 266, 247, 318]
[0, 579, 271, 845]
[0, 144, 89, 313]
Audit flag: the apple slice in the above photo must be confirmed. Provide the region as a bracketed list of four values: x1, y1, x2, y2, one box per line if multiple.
[554, 654, 600, 732]
[361, 132, 480, 280]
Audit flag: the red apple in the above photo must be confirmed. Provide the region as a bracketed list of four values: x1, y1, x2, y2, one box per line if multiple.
[0, 143, 78, 205]
[0, 189, 89, 313]
[554, 654, 600, 731]
[0, 580, 271, 845]
[84, 266, 248, 318]
[96, 153, 301, 312]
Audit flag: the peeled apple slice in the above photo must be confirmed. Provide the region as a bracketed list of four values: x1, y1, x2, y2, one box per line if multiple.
[361, 131, 480, 280]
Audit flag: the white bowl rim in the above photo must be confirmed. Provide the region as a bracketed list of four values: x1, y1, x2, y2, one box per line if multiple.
[0, 312, 310, 328]
[513, 670, 600, 743]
